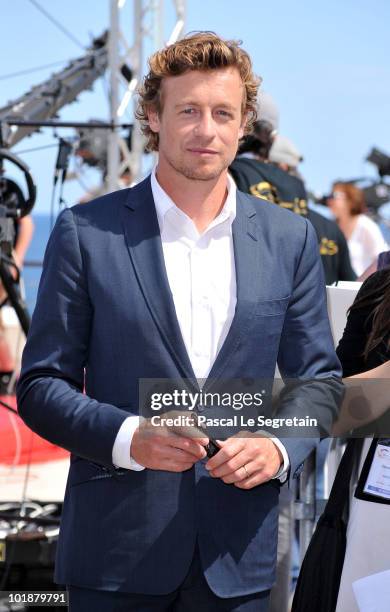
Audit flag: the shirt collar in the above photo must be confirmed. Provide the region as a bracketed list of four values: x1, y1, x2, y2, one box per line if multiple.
[151, 166, 237, 234]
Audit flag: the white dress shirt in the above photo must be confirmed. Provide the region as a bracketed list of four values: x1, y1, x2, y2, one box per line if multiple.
[112, 169, 289, 479]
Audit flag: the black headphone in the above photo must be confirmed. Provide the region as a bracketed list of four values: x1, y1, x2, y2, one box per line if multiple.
[0, 148, 37, 216]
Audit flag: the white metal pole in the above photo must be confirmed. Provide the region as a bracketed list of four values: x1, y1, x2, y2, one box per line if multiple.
[154, 0, 164, 51]
[107, 0, 121, 192]
[130, 0, 145, 181]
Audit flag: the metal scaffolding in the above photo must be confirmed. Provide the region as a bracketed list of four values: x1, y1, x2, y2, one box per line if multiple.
[107, 0, 186, 191]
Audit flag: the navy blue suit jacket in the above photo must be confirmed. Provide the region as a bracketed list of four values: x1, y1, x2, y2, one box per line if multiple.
[17, 176, 341, 596]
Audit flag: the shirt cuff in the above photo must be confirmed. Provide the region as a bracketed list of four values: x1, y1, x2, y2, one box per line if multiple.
[257, 430, 290, 483]
[112, 415, 145, 471]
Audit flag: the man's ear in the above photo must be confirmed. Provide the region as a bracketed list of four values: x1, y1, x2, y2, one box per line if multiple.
[148, 108, 161, 133]
[238, 113, 248, 140]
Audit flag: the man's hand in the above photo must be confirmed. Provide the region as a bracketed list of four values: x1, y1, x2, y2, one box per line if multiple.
[205, 432, 283, 489]
[131, 412, 209, 472]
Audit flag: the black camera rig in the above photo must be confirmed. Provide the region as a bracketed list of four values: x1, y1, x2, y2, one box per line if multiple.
[0, 148, 36, 337]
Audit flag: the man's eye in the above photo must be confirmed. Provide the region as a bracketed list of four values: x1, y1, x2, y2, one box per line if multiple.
[216, 110, 232, 118]
[182, 108, 195, 114]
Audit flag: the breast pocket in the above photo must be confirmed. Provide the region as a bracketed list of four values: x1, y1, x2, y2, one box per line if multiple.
[255, 296, 291, 317]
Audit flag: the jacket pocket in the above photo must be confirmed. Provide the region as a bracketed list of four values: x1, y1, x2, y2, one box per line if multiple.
[68, 458, 126, 488]
[255, 296, 290, 317]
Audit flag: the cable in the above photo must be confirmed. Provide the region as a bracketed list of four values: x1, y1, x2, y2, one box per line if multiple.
[0, 398, 18, 415]
[7, 280, 27, 395]
[49, 177, 57, 232]
[20, 430, 34, 517]
[13, 143, 59, 155]
[0, 59, 69, 81]
[7, 410, 22, 467]
[27, 0, 85, 50]
[57, 178, 67, 213]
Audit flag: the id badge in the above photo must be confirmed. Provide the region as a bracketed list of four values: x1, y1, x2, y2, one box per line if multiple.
[355, 438, 390, 504]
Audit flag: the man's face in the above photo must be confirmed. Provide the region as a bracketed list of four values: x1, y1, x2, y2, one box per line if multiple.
[148, 67, 246, 182]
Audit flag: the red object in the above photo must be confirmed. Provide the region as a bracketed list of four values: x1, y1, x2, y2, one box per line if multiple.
[0, 395, 69, 465]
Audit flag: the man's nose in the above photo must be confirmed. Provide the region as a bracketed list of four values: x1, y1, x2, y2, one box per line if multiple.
[195, 111, 216, 139]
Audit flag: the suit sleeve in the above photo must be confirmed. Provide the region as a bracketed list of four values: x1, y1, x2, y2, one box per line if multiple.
[16, 208, 130, 468]
[276, 219, 343, 479]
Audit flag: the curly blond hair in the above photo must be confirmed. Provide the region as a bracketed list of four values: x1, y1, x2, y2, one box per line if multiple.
[136, 32, 261, 151]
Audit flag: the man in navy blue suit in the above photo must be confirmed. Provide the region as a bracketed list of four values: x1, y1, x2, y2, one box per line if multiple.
[17, 33, 341, 611]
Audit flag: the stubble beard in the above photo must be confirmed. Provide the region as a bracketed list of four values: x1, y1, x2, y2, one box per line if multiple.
[166, 152, 232, 182]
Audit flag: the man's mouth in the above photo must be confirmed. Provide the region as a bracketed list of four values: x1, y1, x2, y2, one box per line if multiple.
[187, 148, 218, 155]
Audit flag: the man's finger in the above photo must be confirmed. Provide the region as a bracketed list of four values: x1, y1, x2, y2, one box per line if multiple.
[167, 435, 208, 460]
[205, 437, 245, 471]
[145, 434, 203, 459]
[162, 457, 195, 472]
[170, 421, 210, 442]
[139, 423, 208, 457]
[208, 450, 251, 478]
[161, 446, 199, 464]
[234, 470, 272, 489]
[217, 461, 256, 484]
[233, 458, 281, 488]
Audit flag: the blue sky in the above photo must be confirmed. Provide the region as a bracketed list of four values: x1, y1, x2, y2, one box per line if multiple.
[1, 0, 390, 214]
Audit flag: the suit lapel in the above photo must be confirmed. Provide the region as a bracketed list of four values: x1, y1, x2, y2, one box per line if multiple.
[206, 192, 261, 382]
[121, 177, 196, 380]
